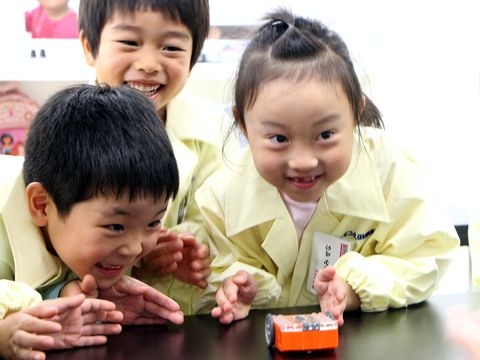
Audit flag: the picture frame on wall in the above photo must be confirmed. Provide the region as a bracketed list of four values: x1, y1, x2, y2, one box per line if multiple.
[24, 0, 80, 39]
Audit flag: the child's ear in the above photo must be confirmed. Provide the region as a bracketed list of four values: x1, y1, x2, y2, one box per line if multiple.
[232, 105, 247, 138]
[80, 30, 95, 66]
[26, 182, 50, 227]
[359, 95, 366, 113]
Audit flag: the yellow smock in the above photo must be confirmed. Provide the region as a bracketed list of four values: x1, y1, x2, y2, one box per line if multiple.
[0, 155, 67, 318]
[194, 127, 460, 313]
[133, 90, 236, 313]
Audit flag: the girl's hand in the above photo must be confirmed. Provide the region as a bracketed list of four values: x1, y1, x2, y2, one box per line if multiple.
[211, 270, 257, 324]
[313, 266, 359, 326]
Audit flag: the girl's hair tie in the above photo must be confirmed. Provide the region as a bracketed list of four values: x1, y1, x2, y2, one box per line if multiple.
[270, 19, 290, 34]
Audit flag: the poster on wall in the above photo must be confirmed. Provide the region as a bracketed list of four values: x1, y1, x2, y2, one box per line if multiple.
[0, 82, 39, 156]
[24, 0, 80, 39]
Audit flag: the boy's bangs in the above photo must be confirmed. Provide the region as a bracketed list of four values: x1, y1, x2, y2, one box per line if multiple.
[109, 0, 181, 21]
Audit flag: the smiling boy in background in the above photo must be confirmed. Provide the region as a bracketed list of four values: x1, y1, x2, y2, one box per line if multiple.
[78, 0, 233, 313]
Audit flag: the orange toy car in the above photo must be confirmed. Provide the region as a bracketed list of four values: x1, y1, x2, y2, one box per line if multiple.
[265, 312, 338, 352]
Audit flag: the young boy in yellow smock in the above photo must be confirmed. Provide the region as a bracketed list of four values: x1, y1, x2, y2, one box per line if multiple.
[0, 84, 184, 359]
[78, 0, 234, 314]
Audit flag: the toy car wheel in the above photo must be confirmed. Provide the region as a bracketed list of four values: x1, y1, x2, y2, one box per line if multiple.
[265, 313, 275, 347]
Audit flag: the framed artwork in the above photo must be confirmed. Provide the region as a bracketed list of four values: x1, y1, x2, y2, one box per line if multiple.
[24, 0, 80, 39]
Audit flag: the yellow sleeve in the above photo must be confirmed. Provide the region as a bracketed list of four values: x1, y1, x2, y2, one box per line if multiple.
[0, 280, 42, 319]
[193, 174, 281, 314]
[335, 142, 459, 312]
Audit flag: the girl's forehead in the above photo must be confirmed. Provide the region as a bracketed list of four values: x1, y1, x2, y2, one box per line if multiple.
[260, 76, 344, 95]
[250, 79, 351, 118]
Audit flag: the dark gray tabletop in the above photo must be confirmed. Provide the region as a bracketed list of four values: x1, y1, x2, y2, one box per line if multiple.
[46, 292, 480, 360]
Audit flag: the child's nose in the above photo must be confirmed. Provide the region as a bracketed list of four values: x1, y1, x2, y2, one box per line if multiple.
[288, 149, 319, 170]
[135, 48, 160, 74]
[118, 236, 144, 258]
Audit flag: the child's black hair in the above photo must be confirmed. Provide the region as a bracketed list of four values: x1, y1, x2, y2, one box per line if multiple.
[233, 8, 383, 131]
[79, 0, 210, 69]
[24, 84, 179, 217]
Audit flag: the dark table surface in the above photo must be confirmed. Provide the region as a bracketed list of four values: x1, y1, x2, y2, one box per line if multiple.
[46, 292, 480, 360]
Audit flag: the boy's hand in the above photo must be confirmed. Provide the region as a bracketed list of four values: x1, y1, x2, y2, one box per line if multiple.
[313, 266, 359, 326]
[65, 274, 184, 326]
[171, 233, 211, 289]
[46, 294, 123, 347]
[143, 228, 183, 275]
[97, 275, 184, 325]
[211, 270, 257, 325]
[0, 301, 62, 360]
[0, 294, 122, 360]
[144, 232, 211, 289]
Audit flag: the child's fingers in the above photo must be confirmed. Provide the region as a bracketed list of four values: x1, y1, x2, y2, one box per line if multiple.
[194, 243, 210, 258]
[79, 274, 99, 297]
[13, 329, 55, 351]
[192, 267, 211, 281]
[219, 311, 236, 325]
[223, 279, 240, 305]
[211, 306, 223, 318]
[41, 294, 85, 313]
[315, 266, 336, 282]
[10, 346, 47, 360]
[232, 271, 249, 285]
[190, 258, 211, 272]
[80, 297, 117, 313]
[195, 279, 208, 289]
[215, 286, 235, 312]
[143, 306, 184, 325]
[23, 317, 62, 334]
[211, 305, 235, 324]
[78, 321, 122, 337]
[155, 232, 182, 251]
[63, 335, 109, 348]
[23, 305, 59, 319]
[178, 233, 196, 244]
[144, 250, 182, 273]
[80, 304, 124, 325]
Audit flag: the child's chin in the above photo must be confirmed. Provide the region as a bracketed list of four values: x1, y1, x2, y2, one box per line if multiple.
[97, 277, 121, 290]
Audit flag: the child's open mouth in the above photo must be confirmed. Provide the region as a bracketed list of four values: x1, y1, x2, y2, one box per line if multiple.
[288, 175, 321, 190]
[127, 82, 163, 99]
[96, 262, 124, 276]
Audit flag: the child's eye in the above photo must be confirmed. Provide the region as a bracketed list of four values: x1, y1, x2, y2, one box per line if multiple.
[318, 131, 334, 140]
[148, 219, 162, 229]
[270, 134, 289, 144]
[106, 224, 124, 232]
[118, 40, 138, 47]
[163, 45, 184, 52]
